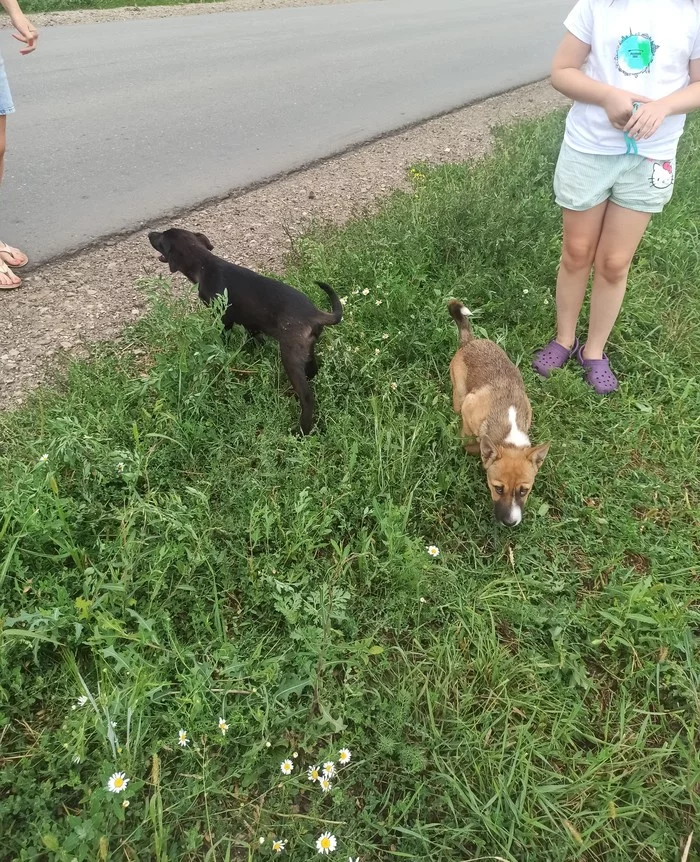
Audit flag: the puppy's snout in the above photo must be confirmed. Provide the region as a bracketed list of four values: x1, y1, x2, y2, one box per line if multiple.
[495, 500, 522, 528]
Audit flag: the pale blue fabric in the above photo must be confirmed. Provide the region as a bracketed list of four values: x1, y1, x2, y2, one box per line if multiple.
[0, 49, 15, 116]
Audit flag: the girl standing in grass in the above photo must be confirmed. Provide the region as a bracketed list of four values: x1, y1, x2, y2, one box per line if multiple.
[0, 0, 37, 289]
[533, 0, 700, 393]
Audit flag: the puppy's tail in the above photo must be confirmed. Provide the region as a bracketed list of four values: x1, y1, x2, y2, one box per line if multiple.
[315, 281, 343, 326]
[448, 299, 474, 345]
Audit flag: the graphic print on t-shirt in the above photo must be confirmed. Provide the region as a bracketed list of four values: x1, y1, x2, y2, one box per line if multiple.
[616, 32, 659, 75]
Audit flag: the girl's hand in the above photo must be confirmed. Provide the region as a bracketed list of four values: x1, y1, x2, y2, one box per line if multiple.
[602, 89, 649, 130]
[623, 100, 669, 140]
[11, 14, 38, 55]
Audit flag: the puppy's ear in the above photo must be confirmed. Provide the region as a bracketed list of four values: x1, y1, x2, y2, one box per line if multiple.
[480, 436, 501, 469]
[195, 232, 214, 251]
[159, 236, 185, 274]
[528, 442, 551, 472]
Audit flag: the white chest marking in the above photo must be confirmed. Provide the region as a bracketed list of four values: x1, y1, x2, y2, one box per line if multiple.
[504, 406, 530, 448]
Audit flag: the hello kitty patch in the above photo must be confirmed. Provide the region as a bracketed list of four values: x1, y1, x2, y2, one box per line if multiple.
[650, 161, 674, 190]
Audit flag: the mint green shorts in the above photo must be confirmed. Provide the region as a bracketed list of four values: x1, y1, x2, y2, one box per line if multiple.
[554, 142, 675, 214]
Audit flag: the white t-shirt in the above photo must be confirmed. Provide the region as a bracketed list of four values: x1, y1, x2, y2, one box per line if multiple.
[563, 0, 700, 158]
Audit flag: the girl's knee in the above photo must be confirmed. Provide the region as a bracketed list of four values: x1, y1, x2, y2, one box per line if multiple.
[594, 251, 632, 283]
[561, 238, 597, 272]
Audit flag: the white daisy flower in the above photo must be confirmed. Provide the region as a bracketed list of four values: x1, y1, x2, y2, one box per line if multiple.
[322, 761, 337, 778]
[375, 300, 382, 306]
[374, 348, 380, 355]
[122, 799, 130, 809]
[38, 454, 49, 463]
[340, 297, 348, 306]
[316, 832, 337, 854]
[218, 717, 229, 735]
[72, 695, 88, 710]
[106, 772, 129, 794]
[280, 759, 294, 775]
[178, 729, 189, 748]
[544, 299, 549, 305]
[361, 288, 370, 296]
[390, 382, 397, 390]
[110, 721, 117, 729]
[307, 764, 321, 782]
[338, 748, 352, 765]
[116, 462, 125, 474]
[259, 837, 265, 845]
[272, 839, 286, 854]
[523, 288, 529, 295]
[420, 596, 427, 604]
[292, 751, 299, 759]
[319, 776, 332, 793]
[426, 545, 440, 557]
[382, 333, 389, 339]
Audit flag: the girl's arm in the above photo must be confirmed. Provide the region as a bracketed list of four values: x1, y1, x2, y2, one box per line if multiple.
[625, 60, 700, 139]
[659, 59, 700, 115]
[551, 33, 649, 129]
[0, 0, 38, 55]
[551, 32, 609, 105]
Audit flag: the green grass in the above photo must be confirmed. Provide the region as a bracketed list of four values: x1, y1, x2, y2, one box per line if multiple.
[1, 111, 699, 861]
[24, 0, 239, 14]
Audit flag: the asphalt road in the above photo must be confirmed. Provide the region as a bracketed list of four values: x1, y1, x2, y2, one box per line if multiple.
[2, 0, 570, 265]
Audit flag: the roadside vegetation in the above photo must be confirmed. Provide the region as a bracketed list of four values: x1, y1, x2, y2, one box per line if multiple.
[23, 0, 277, 16]
[1, 112, 698, 861]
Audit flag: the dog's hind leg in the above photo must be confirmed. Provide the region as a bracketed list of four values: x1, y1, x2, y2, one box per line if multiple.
[450, 353, 469, 415]
[305, 343, 319, 380]
[280, 343, 315, 435]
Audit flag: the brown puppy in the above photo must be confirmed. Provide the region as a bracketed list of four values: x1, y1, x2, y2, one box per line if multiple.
[448, 300, 550, 527]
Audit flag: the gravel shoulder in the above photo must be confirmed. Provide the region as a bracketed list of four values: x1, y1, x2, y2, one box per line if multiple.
[0, 81, 568, 410]
[21, 0, 371, 28]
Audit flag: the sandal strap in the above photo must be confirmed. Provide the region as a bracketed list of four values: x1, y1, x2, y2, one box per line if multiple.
[0, 258, 21, 287]
[0, 241, 28, 266]
[579, 354, 610, 368]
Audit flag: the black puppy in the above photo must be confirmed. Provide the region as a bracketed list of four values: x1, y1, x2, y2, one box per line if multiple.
[148, 228, 342, 435]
